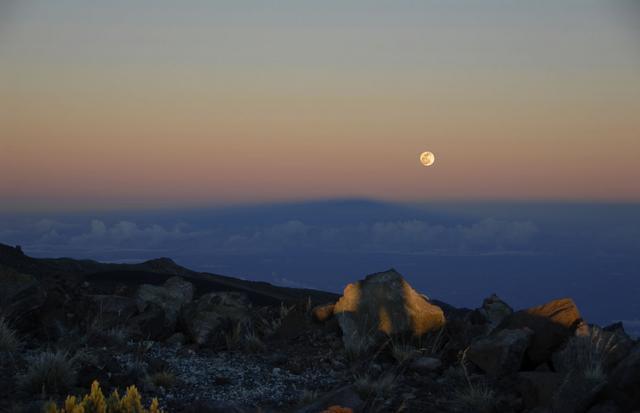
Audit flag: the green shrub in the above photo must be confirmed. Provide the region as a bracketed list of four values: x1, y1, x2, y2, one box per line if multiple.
[45, 380, 162, 413]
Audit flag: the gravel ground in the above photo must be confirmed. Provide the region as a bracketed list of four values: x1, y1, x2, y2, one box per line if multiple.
[115, 345, 342, 409]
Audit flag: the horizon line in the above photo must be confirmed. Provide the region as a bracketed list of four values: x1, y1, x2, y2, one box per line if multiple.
[1, 196, 640, 214]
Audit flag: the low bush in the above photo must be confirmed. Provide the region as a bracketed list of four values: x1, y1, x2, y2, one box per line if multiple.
[45, 380, 162, 413]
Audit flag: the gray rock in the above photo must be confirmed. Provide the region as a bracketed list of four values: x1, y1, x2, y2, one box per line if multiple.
[552, 369, 607, 413]
[516, 371, 562, 410]
[181, 291, 250, 346]
[165, 332, 186, 346]
[410, 356, 442, 373]
[127, 303, 167, 340]
[479, 293, 513, 330]
[333, 269, 445, 353]
[586, 401, 620, 413]
[136, 276, 194, 330]
[467, 328, 533, 376]
[607, 343, 640, 411]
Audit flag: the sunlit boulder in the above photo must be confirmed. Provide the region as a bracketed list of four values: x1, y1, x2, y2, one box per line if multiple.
[333, 269, 445, 353]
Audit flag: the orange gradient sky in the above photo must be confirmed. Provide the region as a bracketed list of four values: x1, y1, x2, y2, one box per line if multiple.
[1, 1, 639, 210]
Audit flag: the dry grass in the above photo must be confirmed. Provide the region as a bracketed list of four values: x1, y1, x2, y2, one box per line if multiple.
[224, 321, 244, 350]
[0, 317, 20, 352]
[18, 350, 79, 395]
[224, 320, 265, 352]
[87, 324, 131, 347]
[344, 334, 375, 361]
[243, 329, 266, 353]
[449, 348, 498, 413]
[280, 302, 294, 319]
[150, 370, 176, 389]
[354, 373, 396, 399]
[452, 383, 498, 413]
[390, 342, 420, 364]
[418, 327, 446, 355]
[256, 302, 296, 337]
[299, 388, 319, 405]
[554, 327, 617, 382]
[389, 327, 445, 364]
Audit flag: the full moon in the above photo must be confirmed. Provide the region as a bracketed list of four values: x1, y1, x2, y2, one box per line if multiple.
[419, 151, 435, 167]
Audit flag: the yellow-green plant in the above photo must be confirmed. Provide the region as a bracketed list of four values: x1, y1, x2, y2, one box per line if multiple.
[45, 380, 162, 413]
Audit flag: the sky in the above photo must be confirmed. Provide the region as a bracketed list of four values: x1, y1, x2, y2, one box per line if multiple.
[1, 0, 640, 210]
[1, 2, 639, 333]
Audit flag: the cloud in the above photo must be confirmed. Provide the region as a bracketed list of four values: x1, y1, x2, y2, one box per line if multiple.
[458, 218, 539, 251]
[218, 218, 539, 255]
[69, 219, 201, 248]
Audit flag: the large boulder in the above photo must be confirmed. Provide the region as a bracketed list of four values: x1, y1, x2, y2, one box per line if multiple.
[181, 292, 251, 346]
[552, 369, 607, 413]
[333, 270, 445, 352]
[497, 298, 584, 367]
[467, 328, 533, 376]
[516, 371, 562, 411]
[136, 276, 194, 330]
[127, 302, 167, 340]
[606, 343, 640, 411]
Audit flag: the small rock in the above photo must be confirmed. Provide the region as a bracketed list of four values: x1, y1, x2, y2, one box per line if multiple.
[312, 303, 335, 322]
[136, 276, 195, 331]
[410, 356, 442, 373]
[165, 332, 186, 347]
[181, 292, 250, 346]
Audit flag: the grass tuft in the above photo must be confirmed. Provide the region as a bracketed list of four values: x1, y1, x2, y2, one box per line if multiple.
[0, 317, 20, 352]
[19, 350, 78, 396]
[150, 370, 176, 389]
[354, 373, 395, 399]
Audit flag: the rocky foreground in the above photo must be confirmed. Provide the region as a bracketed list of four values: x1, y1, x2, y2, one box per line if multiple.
[0, 244, 638, 413]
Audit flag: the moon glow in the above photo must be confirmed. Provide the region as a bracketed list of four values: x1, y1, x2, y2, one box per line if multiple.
[419, 151, 435, 167]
